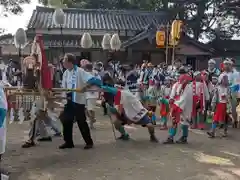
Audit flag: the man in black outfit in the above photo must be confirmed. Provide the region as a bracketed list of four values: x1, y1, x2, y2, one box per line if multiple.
[59, 53, 94, 149]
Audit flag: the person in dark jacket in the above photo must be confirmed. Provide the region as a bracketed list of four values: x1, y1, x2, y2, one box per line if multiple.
[101, 73, 115, 115]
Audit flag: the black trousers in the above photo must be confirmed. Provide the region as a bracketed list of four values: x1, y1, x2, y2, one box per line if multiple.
[203, 100, 210, 123]
[60, 99, 93, 145]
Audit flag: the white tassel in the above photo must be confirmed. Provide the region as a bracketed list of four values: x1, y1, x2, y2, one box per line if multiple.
[9, 108, 14, 124]
[110, 33, 121, 51]
[18, 108, 24, 124]
[101, 33, 111, 50]
[81, 33, 93, 48]
[14, 28, 27, 49]
[53, 8, 65, 25]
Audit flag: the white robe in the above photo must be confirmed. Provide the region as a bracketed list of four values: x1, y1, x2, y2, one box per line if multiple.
[170, 82, 180, 99]
[119, 90, 148, 123]
[174, 83, 193, 124]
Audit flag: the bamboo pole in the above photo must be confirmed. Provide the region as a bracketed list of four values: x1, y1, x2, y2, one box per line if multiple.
[4, 87, 82, 93]
[172, 44, 175, 68]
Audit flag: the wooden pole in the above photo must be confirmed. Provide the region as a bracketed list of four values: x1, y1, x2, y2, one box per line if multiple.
[172, 44, 175, 68]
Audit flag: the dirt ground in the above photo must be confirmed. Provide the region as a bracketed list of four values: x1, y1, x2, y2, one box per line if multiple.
[3, 109, 240, 180]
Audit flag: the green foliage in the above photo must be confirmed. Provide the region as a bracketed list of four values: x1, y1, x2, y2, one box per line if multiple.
[0, 0, 31, 16]
[0, 29, 5, 35]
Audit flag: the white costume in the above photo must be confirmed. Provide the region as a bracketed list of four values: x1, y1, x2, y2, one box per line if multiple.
[115, 90, 148, 123]
[0, 85, 8, 154]
[86, 71, 101, 111]
[174, 83, 193, 124]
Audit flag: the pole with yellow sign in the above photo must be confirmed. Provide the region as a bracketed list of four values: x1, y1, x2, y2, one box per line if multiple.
[170, 19, 183, 66]
[156, 24, 167, 64]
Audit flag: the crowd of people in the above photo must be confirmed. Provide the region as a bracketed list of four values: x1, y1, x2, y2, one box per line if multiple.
[19, 54, 240, 147]
[0, 53, 240, 179]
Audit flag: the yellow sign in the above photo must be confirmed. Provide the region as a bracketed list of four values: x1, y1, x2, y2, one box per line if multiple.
[156, 31, 165, 47]
[170, 20, 183, 46]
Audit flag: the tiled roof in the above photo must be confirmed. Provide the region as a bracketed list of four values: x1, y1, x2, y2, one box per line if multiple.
[27, 6, 169, 31]
[122, 23, 156, 48]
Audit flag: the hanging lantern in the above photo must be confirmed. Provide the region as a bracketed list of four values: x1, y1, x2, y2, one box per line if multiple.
[101, 33, 111, 50]
[53, 8, 65, 26]
[110, 33, 121, 51]
[81, 33, 93, 48]
[14, 28, 27, 49]
[170, 20, 183, 45]
[156, 31, 165, 47]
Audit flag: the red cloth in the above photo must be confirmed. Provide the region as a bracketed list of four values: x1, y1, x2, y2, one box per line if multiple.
[220, 63, 224, 71]
[149, 79, 154, 86]
[36, 34, 52, 89]
[179, 74, 192, 84]
[171, 103, 182, 123]
[174, 95, 180, 101]
[213, 103, 227, 122]
[160, 103, 168, 116]
[114, 90, 121, 106]
[192, 95, 199, 117]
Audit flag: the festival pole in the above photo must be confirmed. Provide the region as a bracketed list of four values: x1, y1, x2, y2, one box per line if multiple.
[170, 19, 183, 68]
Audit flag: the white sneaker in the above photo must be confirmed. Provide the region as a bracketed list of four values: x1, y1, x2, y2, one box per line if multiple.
[1, 173, 9, 180]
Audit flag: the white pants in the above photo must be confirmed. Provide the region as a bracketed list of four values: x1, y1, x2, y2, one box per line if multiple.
[0, 117, 6, 155]
[86, 98, 97, 111]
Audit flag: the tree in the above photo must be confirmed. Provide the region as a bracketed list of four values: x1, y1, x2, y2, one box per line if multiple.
[216, 0, 240, 40]
[0, 29, 5, 35]
[0, 0, 31, 16]
[166, 0, 239, 41]
[39, 0, 240, 42]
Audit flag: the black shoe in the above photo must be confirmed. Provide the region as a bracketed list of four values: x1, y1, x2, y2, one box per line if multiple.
[54, 132, 62, 137]
[59, 143, 74, 149]
[22, 141, 36, 148]
[117, 134, 130, 141]
[84, 144, 93, 150]
[37, 137, 52, 142]
[176, 136, 188, 144]
[150, 135, 158, 143]
[163, 137, 174, 144]
[207, 131, 215, 138]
